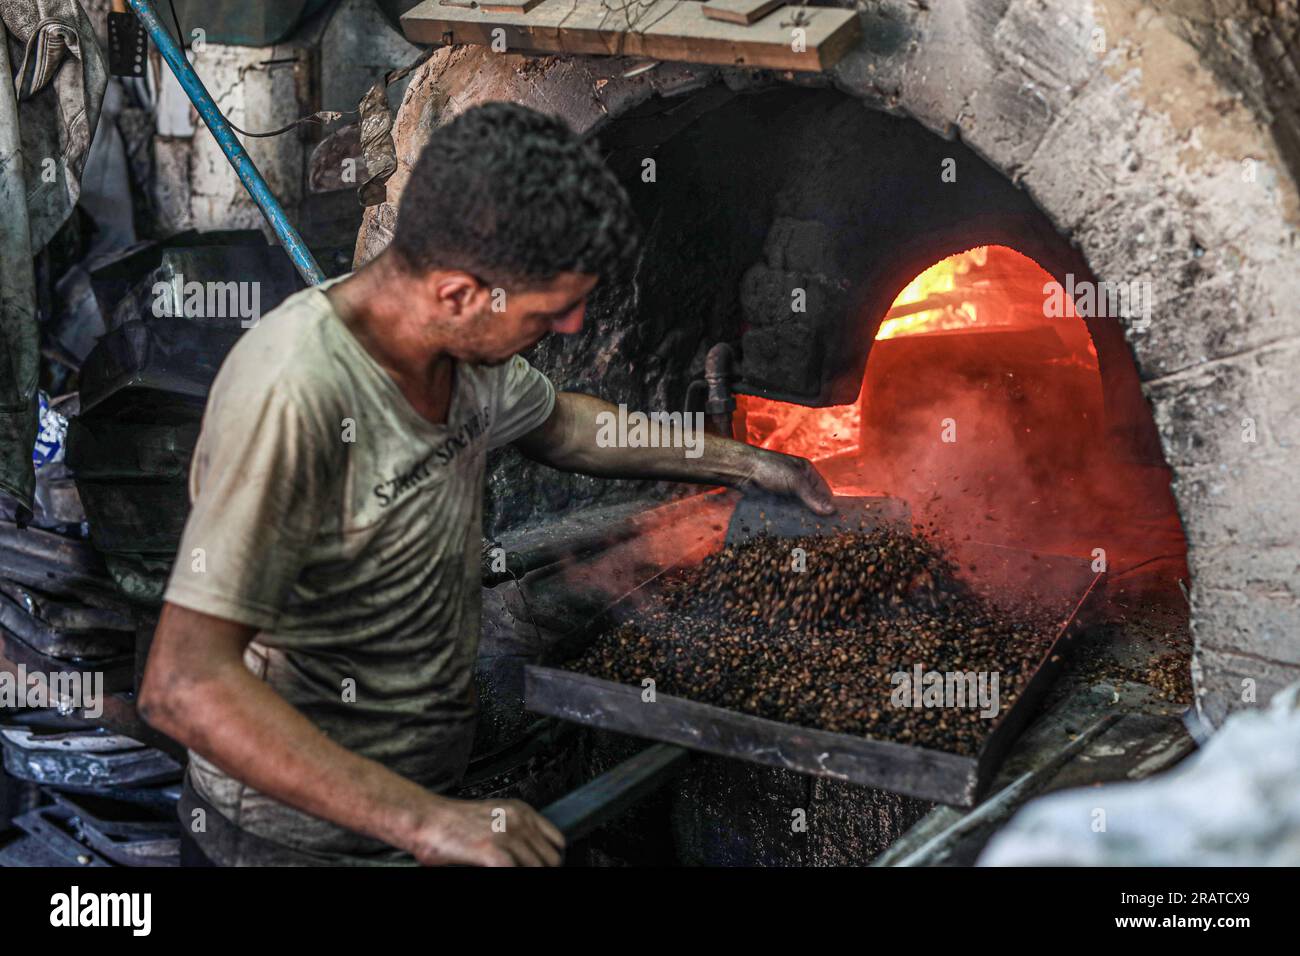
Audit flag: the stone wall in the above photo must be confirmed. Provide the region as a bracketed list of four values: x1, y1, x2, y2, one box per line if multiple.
[830, 0, 1300, 726]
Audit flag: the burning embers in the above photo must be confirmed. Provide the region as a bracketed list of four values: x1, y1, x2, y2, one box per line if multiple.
[572, 527, 1062, 756]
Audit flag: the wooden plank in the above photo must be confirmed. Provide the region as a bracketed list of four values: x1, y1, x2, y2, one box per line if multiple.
[702, 0, 782, 26]
[400, 0, 862, 72]
[526, 665, 981, 805]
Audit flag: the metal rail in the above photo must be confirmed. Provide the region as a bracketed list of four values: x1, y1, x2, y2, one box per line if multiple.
[541, 744, 690, 842]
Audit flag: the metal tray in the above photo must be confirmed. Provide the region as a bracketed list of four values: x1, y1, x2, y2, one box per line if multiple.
[525, 542, 1105, 807]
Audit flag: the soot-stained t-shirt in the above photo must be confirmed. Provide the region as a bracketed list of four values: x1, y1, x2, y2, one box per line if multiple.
[163, 280, 555, 865]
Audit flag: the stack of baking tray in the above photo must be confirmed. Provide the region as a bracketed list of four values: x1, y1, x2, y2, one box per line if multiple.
[0, 714, 181, 868]
[0, 521, 136, 680]
[0, 524, 180, 866]
[0, 794, 180, 868]
[69, 230, 301, 607]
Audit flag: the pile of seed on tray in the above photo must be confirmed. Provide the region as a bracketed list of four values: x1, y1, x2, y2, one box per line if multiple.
[571, 528, 1065, 756]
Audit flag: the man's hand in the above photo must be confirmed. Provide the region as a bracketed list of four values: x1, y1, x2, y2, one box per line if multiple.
[737, 448, 836, 516]
[409, 797, 565, 867]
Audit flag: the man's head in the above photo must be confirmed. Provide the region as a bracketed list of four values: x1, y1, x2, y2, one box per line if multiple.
[390, 102, 638, 364]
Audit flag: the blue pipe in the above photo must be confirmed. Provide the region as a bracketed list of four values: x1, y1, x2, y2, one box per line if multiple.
[126, 0, 326, 286]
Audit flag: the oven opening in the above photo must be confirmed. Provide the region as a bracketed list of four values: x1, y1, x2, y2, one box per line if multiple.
[736, 244, 1187, 600]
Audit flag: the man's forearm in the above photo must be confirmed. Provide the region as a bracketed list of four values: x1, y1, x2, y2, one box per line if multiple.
[516, 392, 835, 515]
[518, 391, 773, 486]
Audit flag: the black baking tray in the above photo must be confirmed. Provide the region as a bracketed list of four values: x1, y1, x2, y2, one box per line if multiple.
[524, 515, 1105, 807]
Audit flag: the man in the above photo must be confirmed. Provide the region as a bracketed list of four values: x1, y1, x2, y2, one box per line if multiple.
[139, 103, 834, 867]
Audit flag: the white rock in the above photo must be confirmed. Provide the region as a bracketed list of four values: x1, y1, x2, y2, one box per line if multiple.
[979, 682, 1300, 866]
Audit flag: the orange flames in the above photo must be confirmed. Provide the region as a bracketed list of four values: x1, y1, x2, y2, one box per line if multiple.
[735, 245, 1094, 463]
[739, 246, 1001, 459]
[875, 246, 990, 340]
[734, 400, 861, 461]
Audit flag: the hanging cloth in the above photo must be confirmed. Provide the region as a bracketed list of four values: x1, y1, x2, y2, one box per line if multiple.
[0, 0, 105, 511]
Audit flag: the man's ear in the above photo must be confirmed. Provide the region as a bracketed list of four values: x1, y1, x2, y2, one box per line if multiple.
[432, 271, 488, 317]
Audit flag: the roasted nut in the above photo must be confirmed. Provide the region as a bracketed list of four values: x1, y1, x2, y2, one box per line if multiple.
[572, 528, 1066, 756]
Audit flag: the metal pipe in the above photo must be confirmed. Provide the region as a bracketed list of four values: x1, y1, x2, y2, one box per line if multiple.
[541, 744, 690, 842]
[703, 342, 736, 438]
[125, 0, 326, 286]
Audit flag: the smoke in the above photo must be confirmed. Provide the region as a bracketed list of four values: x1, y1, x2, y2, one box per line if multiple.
[833, 327, 1186, 597]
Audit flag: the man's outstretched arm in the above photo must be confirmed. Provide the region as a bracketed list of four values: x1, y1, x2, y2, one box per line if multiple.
[138, 603, 564, 866]
[514, 391, 835, 514]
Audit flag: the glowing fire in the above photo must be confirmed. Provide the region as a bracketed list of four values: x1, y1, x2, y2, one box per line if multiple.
[738, 246, 1000, 459]
[736, 245, 1089, 462]
[735, 400, 860, 461]
[875, 246, 989, 340]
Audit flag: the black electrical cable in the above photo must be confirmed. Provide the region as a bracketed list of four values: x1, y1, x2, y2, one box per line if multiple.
[230, 111, 352, 138]
[168, 0, 184, 50]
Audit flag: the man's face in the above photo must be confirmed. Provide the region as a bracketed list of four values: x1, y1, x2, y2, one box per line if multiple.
[438, 271, 598, 365]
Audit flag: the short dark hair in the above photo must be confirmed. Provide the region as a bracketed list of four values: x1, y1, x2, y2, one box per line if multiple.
[392, 102, 638, 288]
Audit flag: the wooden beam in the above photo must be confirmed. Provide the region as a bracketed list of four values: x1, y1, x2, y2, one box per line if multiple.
[400, 0, 862, 72]
[702, 0, 782, 26]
